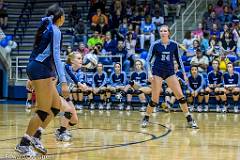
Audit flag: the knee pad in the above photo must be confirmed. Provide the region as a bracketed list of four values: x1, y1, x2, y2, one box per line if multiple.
[178, 97, 187, 104]
[65, 97, 71, 102]
[76, 89, 82, 93]
[69, 122, 77, 126]
[199, 92, 205, 96]
[186, 92, 191, 97]
[134, 90, 143, 95]
[218, 91, 225, 95]
[116, 88, 121, 92]
[233, 91, 239, 96]
[36, 110, 48, 122]
[204, 91, 209, 95]
[64, 112, 72, 120]
[129, 80, 134, 86]
[85, 90, 92, 95]
[127, 88, 134, 94]
[51, 107, 60, 117]
[98, 90, 105, 94]
[120, 91, 126, 97]
[165, 91, 171, 97]
[149, 100, 158, 108]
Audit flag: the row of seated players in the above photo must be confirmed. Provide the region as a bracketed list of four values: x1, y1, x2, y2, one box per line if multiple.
[64, 52, 240, 113]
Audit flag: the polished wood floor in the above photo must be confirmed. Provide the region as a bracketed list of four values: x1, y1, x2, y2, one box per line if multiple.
[0, 104, 240, 160]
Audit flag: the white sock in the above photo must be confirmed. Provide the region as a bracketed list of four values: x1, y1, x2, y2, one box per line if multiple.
[38, 127, 44, 133]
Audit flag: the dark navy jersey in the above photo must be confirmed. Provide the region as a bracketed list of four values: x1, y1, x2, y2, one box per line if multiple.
[188, 74, 205, 92]
[207, 71, 223, 85]
[223, 72, 239, 85]
[147, 39, 185, 76]
[130, 71, 148, 86]
[109, 71, 127, 86]
[85, 73, 93, 86]
[92, 71, 108, 88]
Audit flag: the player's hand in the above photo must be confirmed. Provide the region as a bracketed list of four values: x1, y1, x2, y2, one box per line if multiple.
[183, 73, 188, 84]
[26, 80, 33, 92]
[61, 82, 70, 98]
[148, 75, 154, 83]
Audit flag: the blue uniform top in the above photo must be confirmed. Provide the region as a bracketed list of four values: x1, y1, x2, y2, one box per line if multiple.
[109, 71, 127, 87]
[92, 71, 108, 88]
[223, 72, 240, 86]
[207, 71, 223, 86]
[130, 71, 148, 86]
[29, 17, 66, 83]
[147, 39, 185, 76]
[64, 64, 85, 85]
[188, 74, 205, 92]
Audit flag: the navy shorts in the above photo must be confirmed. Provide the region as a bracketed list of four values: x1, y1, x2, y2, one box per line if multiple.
[26, 60, 55, 80]
[152, 67, 175, 80]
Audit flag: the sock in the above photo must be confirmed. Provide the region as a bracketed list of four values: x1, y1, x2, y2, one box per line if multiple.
[58, 126, 67, 134]
[20, 134, 32, 146]
[184, 111, 191, 118]
[144, 115, 149, 121]
[33, 127, 44, 139]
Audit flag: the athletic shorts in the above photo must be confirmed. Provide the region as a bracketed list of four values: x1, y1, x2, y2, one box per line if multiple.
[27, 60, 55, 80]
[152, 67, 175, 80]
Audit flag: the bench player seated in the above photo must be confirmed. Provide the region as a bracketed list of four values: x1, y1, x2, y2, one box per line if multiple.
[106, 62, 128, 110]
[205, 59, 225, 112]
[92, 62, 108, 110]
[123, 59, 151, 111]
[223, 62, 240, 113]
[186, 65, 205, 112]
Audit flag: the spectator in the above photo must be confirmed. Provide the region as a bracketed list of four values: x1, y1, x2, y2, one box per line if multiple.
[91, 8, 108, 28]
[220, 31, 236, 56]
[182, 31, 194, 50]
[207, 37, 223, 61]
[68, 4, 81, 28]
[210, 23, 221, 39]
[214, 0, 224, 16]
[217, 53, 231, 72]
[201, 31, 210, 53]
[192, 22, 204, 40]
[164, 0, 182, 17]
[151, 0, 165, 17]
[114, 40, 131, 74]
[139, 15, 156, 49]
[95, 15, 109, 35]
[0, 0, 7, 29]
[205, 10, 221, 30]
[76, 42, 89, 57]
[186, 40, 201, 61]
[220, 24, 230, 39]
[87, 30, 103, 49]
[202, 3, 213, 23]
[63, 45, 73, 58]
[126, 31, 137, 55]
[72, 18, 87, 47]
[152, 10, 164, 30]
[118, 17, 129, 40]
[190, 48, 209, 74]
[219, 5, 233, 26]
[95, 0, 106, 14]
[110, 0, 124, 29]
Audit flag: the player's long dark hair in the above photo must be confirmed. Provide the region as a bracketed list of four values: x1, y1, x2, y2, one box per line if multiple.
[33, 4, 64, 49]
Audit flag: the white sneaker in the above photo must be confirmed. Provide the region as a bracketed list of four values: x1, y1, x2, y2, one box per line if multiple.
[216, 105, 220, 112]
[31, 137, 47, 154]
[106, 103, 111, 110]
[234, 106, 239, 113]
[222, 105, 227, 113]
[15, 144, 37, 157]
[204, 105, 208, 112]
[75, 104, 83, 110]
[90, 103, 95, 110]
[55, 131, 72, 142]
[126, 105, 131, 111]
[197, 105, 202, 112]
[118, 103, 124, 110]
[98, 103, 104, 110]
[189, 105, 194, 112]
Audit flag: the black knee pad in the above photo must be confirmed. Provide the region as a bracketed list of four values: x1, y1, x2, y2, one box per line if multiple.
[69, 122, 77, 126]
[65, 97, 71, 102]
[116, 88, 121, 92]
[127, 88, 134, 94]
[149, 100, 158, 108]
[178, 97, 187, 104]
[129, 80, 134, 86]
[218, 91, 225, 95]
[51, 107, 60, 117]
[98, 90, 105, 94]
[64, 112, 72, 120]
[199, 92, 205, 96]
[165, 91, 171, 97]
[204, 91, 209, 95]
[134, 90, 143, 95]
[85, 90, 92, 95]
[76, 89, 82, 93]
[233, 91, 239, 96]
[186, 92, 191, 97]
[111, 90, 116, 94]
[36, 110, 48, 122]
